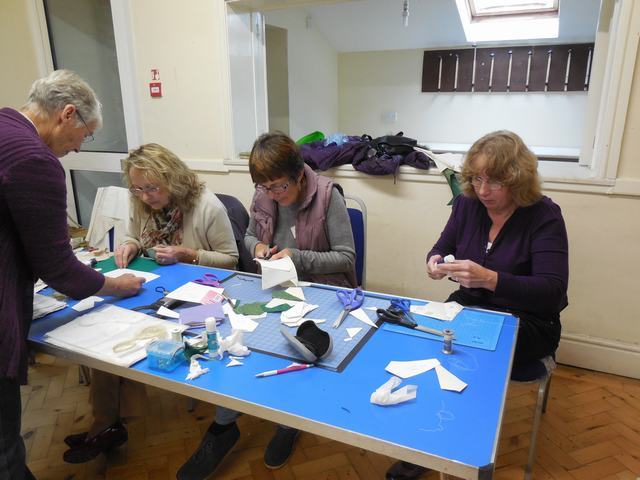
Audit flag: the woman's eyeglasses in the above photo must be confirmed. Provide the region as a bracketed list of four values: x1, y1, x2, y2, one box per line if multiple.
[470, 176, 503, 191]
[255, 182, 289, 195]
[129, 185, 160, 196]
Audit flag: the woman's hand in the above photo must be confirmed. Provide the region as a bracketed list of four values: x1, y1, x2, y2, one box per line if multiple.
[270, 248, 292, 260]
[153, 245, 184, 265]
[436, 260, 498, 291]
[114, 243, 138, 268]
[426, 254, 447, 280]
[254, 243, 279, 259]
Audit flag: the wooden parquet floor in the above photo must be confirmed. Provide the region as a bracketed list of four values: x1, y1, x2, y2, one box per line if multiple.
[21, 354, 640, 480]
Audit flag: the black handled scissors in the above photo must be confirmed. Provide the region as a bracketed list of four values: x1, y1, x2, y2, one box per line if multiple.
[376, 307, 446, 337]
[131, 286, 184, 314]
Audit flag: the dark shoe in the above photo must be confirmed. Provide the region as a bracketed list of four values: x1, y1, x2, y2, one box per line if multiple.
[263, 426, 300, 469]
[386, 461, 428, 480]
[62, 422, 128, 464]
[177, 422, 240, 480]
[64, 431, 88, 448]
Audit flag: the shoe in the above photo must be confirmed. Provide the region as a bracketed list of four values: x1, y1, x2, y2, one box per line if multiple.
[177, 422, 240, 480]
[263, 426, 300, 469]
[64, 432, 88, 448]
[63, 422, 128, 464]
[386, 461, 428, 480]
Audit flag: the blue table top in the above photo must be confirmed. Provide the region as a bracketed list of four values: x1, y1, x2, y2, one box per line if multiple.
[29, 260, 518, 479]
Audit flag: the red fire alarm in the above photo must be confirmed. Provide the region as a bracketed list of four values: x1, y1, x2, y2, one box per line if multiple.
[149, 82, 162, 98]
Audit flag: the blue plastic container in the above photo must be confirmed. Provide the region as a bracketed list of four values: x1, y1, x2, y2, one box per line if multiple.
[146, 340, 185, 372]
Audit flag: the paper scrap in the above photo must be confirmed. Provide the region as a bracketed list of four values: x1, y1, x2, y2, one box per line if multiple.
[385, 359, 441, 379]
[167, 282, 224, 304]
[104, 268, 159, 283]
[255, 256, 298, 289]
[411, 301, 463, 322]
[285, 286, 305, 301]
[280, 302, 319, 327]
[435, 365, 468, 392]
[348, 308, 378, 328]
[186, 357, 209, 380]
[226, 358, 243, 367]
[370, 376, 417, 406]
[157, 306, 180, 319]
[346, 327, 362, 339]
[283, 318, 326, 328]
[220, 330, 251, 356]
[223, 303, 259, 333]
[72, 296, 104, 312]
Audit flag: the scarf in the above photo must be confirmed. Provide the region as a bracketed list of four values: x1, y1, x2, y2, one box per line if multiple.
[140, 206, 183, 250]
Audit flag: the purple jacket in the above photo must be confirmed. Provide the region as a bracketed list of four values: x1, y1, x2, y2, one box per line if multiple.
[428, 194, 568, 319]
[250, 164, 357, 287]
[0, 108, 104, 383]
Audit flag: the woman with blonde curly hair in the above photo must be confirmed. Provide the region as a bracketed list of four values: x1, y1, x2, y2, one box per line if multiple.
[387, 130, 569, 480]
[62, 143, 238, 464]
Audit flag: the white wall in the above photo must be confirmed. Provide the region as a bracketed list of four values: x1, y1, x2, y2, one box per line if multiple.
[338, 49, 588, 148]
[265, 8, 338, 140]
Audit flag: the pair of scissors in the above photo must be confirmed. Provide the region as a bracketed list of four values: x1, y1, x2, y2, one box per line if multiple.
[376, 307, 447, 337]
[390, 298, 418, 323]
[332, 287, 364, 328]
[132, 286, 184, 314]
[193, 273, 223, 288]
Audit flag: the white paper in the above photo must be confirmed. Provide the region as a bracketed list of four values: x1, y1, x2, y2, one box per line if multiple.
[34, 279, 47, 293]
[346, 327, 362, 339]
[167, 282, 225, 304]
[223, 303, 259, 333]
[370, 376, 418, 406]
[348, 308, 378, 328]
[435, 365, 468, 392]
[255, 256, 299, 289]
[219, 330, 251, 356]
[283, 318, 326, 328]
[72, 296, 104, 312]
[104, 268, 159, 283]
[284, 286, 305, 301]
[226, 358, 243, 367]
[385, 359, 441, 379]
[280, 302, 319, 326]
[33, 293, 66, 320]
[411, 301, 463, 322]
[186, 357, 209, 380]
[157, 306, 180, 319]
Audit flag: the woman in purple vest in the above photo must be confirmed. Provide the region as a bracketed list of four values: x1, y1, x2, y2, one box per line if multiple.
[387, 130, 569, 480]
[177, 132, 357, 480]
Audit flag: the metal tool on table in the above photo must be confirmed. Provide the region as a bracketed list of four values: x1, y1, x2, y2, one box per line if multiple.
[131, 286, 184, 314]
[389, 298, 419, 323]
[332, 287, 364, 328]
[376, 306, 449, 338]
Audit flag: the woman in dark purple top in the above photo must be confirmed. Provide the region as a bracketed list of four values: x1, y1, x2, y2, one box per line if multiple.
[387, 130, 568, 480]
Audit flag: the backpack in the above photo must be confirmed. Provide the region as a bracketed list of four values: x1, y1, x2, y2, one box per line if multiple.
[362, 132, 417, 157]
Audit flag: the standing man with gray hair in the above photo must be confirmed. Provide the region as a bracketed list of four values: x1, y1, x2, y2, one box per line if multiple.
[0, 69, 145, 479]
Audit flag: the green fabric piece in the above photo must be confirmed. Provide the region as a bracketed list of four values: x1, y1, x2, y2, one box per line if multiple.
[272, 290, 303, 302]
[442, 168, 462, 206]
[95, 256, 159, 273]
[296, 131, 325, 145]
[233, 302, 267, 316]
[263, 303, 293, 313]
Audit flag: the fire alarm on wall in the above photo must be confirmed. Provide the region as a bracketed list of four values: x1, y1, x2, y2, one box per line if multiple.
[149, 82, 162, 98]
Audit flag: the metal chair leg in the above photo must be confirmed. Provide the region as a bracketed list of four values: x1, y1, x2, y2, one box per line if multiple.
[524, 373, 551, 480]
[541, 374, 552, 413]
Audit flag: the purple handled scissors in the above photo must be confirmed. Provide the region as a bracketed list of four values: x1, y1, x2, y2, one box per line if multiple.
[332, 287, 364, 328]
[193, 273, 223, 288]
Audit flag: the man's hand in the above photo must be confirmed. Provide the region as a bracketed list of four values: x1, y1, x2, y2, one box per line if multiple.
[98, 273, 145, 297]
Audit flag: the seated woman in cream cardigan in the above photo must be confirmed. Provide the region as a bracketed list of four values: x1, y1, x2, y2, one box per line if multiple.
[62, 143, 238, 464]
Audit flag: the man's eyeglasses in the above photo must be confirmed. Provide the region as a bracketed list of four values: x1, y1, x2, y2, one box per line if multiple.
[255, 181, 289, 195]
[470, 176, 503, 191]
[129, 185, 160, 196]
[75, 110, 94, 143]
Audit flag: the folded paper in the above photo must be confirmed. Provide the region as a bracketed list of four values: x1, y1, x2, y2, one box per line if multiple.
[370, 376, 418, 406]
[255, 256, 299, 289]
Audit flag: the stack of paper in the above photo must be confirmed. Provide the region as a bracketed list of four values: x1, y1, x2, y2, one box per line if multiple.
[33, 293, 66, 320]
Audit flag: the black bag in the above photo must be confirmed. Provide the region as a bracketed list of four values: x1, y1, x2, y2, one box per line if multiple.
[363, 132, 417, 157]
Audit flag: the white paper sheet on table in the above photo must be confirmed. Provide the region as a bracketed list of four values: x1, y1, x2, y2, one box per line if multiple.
[33, 293, 66, 319]
[385, 359, 441, 379]
[167, 282, 224, 304]
[72, 296, 104, 312]
[43, 305, 186, 367]
[411, 301, 463, 322]
[348, 308, 378, 328]
[255, 257, 299, 289]
[104, 268, 160, 283]
[223, 302, 260, 332]
[435, 365, 467, 392]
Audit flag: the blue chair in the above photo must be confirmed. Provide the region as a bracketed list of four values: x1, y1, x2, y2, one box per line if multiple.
[216, 193, 257, 274]
[510, 355, 555, 480]
[345, 195, 367, 288]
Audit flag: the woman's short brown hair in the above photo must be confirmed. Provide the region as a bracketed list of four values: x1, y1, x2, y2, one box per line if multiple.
[123, 143, 204, 216]
[461, 130, 542, 207]
[249, 132, 305, 185]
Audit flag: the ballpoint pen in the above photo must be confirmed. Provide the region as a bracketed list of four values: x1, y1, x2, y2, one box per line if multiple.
[255, 364, 313, 378]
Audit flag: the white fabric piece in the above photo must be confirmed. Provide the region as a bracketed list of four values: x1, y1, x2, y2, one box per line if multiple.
[85, 186, 130, 251]
[186, 357, 210, 380]
[370, 376, 418, 406]
[435, 365, 468, 392]
[72, 296, 104, 312]
[385, 359, 441, 379]
[219, 329, 251, 357]
[410, 302, 463, 322]
[255, 256, 299, 289]
[33, 294, 66, 320]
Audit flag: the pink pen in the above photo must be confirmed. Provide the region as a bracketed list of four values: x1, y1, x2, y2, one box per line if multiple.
[255, 364, 313, 378]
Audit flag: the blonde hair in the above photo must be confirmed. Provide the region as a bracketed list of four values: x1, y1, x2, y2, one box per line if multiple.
[123, 143, 204, 216]
[461, 130, 541, 207]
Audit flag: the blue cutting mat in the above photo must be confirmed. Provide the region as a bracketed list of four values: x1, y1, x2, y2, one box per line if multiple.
[216, 274, 386, 371]
[381, 302, 506, 351]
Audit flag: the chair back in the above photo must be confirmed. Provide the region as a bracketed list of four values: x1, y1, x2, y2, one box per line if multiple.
[215, 193, 257, 273]
[345, 195, 367, 288]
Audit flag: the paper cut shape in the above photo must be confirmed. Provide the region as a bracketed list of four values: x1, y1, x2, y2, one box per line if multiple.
[104, 268, 159, 283]
[385, 359, 440, 379]
[167, 282, 224, 304]
[411, 301, 463, 322]
[157, 306, 180, 319]
[285, 286, 305, 301]
[435, 365, 468, 392]
[72, 296, 104, 312]
[348, 308, 378, 328]
[186, 357, 209, 380]
[219, 330, 251, 356]
[346, 327, 362, 339]
[223, 303, 260, 332]
[226, 358, 243, 367]
[280, 302, 319, 327]
[370, 376, 417, 406]
[180, 303, 224, 327]
[255, 256, 299, 289]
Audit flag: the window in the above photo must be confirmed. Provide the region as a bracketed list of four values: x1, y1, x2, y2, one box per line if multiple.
[468, 0, 558, 17]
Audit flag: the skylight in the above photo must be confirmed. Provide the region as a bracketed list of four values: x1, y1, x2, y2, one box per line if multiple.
[456, 0, 560, 43]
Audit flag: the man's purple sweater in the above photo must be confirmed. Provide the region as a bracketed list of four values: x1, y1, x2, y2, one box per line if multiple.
[0, 107, 104, 384]
[428, 194, 568, 319]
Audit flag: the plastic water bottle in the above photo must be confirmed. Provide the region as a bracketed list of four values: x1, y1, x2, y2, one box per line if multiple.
[205, 317, 220, 358]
